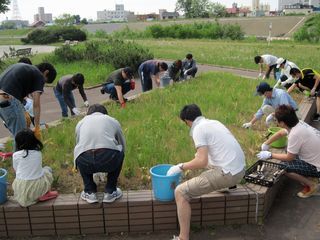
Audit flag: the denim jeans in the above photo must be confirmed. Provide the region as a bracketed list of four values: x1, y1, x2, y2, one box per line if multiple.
[138, 67, 153, 92]
[0, 97, 26, 143]
[53, 87, 76, 117]
[102, 82, 131, 100]
[76, 149, 124, 194]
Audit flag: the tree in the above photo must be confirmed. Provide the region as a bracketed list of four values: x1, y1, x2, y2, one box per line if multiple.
[209, 2, 227, 18]
[73, 15, 81, 24]
[80, 18, 88, 25]
[0, 0, 10, 14]
[176, 0, 212, 18]
[54, 13, 75, 26]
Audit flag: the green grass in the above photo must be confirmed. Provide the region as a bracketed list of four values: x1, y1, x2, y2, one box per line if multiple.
[137, 39, 320, 70]
[0, 28, 32, 36]
[4, 72, 285, 193]
[0, 38, 23, 45]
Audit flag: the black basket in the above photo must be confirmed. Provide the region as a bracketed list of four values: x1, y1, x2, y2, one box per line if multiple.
[244, 160, 287, 187]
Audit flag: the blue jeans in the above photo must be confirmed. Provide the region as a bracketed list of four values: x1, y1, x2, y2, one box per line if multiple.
[0, 97, 26, 141]
[138, 66, 153, 92]
[76, 149, 124, 194]
[53, 87, 76, 117]
[102, 81, 131, 100]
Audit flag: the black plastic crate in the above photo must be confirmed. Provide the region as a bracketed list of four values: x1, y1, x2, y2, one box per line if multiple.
[244, 160, 287, 187]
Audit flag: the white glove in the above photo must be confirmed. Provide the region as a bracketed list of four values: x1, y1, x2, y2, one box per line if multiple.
[258, 73, 263, 78]
[257, 151, 272, 160]
[311, 88, 316, 96]
[72, 107, 81, 115]
[242, 122, 252, 129]
[262, 75, 266, 80]
[166, 163, 183, 176]
[265, 113, 274, 126]
[84, 101, 89, 107]
[261, 143, 270, 151]
[281, 81, 288, 87]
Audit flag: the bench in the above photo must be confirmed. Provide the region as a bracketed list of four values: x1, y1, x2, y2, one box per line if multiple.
[9, 48, 32, 58]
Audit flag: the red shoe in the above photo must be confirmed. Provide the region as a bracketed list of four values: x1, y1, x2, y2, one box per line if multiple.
[38, 191, 58, 201]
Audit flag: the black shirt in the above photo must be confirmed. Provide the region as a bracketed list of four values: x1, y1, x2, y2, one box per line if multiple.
[295, 68, 320, 91]
[0, 63, 45, 102]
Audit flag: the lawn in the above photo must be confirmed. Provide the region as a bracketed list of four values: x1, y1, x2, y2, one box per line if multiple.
[2, 71, 302, 193]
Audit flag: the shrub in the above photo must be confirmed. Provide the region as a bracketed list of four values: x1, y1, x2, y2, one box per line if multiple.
[60, 28, 87, 41]
[294, 14, 320, 43]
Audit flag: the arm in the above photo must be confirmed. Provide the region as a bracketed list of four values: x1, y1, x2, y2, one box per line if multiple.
[115, 85, 126, 106]
[151, 74, 160, 87]
[264, 129, 288, 145]
[270, 151, 296, 161]
[78, 85, 88, 102]
[181, 146, 208, 170]
[311, 74, 320, 95]
[115, 122, 126, 152]
[32, 92, 41, 127]
[287, 83, 297, 94]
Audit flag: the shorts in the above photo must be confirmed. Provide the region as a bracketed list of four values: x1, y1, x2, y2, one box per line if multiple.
[176, 167, 245, 201]
[285, 159, 320, 178]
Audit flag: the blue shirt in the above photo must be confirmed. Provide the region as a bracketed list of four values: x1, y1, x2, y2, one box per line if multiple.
[139, 60, 159, 76]
[255, 88, 298, 119]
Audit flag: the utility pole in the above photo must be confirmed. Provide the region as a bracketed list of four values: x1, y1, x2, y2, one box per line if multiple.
[268, 22, 272, 45]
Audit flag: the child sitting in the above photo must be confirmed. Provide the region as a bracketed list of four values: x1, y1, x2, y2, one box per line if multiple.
[12, 129, 57, 207]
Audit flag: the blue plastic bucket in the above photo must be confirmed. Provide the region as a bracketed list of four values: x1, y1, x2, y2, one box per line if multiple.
[0, 168, 7, 204]
[150, 164, 181, 202]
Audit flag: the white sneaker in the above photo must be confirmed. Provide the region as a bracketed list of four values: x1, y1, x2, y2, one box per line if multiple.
[81, 191, 98, 203]
[171, 235, 180, 240]
[103, 188, 122, 203]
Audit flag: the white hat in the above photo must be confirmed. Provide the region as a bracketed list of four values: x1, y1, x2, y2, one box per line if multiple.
[276, 58, 285, 68]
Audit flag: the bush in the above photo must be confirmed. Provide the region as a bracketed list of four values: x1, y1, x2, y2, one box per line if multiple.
[294, 14, 320, 43]
[22, 26, 87, 44]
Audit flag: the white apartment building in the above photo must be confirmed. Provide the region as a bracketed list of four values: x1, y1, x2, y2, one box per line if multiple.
[33, 7, 53, 23]
[278, 0, 320, 10]
[97, 4, 132, 22]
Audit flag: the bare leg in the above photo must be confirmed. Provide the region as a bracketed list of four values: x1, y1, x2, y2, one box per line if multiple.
[175, 189, 191, 240]
[285, 172, 316, 187]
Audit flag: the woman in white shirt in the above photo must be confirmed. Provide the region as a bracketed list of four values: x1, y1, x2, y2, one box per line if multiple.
[12, 129, 57, 207]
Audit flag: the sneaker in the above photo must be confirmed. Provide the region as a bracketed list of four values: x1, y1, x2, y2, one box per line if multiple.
[312, 113, 320, 122]
[100, 88, 105, 94]
[103, 188, 122, 203]
[297, 184, 319, 198]
[171, 235, 180, 240]
[81, 191, 98, 203]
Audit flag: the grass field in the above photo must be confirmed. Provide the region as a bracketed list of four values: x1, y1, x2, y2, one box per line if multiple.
[3, 72, 302, 193]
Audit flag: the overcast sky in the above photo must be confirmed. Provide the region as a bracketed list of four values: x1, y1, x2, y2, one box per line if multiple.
[0, 0, 278, 23]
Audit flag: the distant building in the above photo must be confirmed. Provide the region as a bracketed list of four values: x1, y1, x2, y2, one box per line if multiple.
[159, 9, 179, 20]
[136, 13, 159, 21]
[97, 4, 134, 22]
[34, 7, 53, 24]
[227, 3, 250, 17]
[283, 3, 314, 14]
[279, 0, 320, 11]
[1, 19, 29, 28]
[30, 20, 46, 28]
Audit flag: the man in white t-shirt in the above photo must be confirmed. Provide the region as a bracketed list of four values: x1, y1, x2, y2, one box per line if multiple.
[167, 104, 245, 240]
[258, 104, 320, 198]
[254, 54, 279, 80]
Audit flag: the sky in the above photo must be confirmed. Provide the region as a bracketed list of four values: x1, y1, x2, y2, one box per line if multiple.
[0, 0, 279, 23]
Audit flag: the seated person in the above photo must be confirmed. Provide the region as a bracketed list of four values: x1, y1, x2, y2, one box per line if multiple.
[181, 53, 198, 80]
[258, 105, 320, 198]
[12, 129, 57, 207]
[74, 104, 125, 204]
[100, 67, 135, 108]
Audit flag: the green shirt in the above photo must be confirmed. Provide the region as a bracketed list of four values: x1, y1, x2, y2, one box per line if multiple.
[106, 68, 127, 86]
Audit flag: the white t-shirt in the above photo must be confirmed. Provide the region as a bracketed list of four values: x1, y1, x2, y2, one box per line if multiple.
[262, 54, 278, 66]
[281, 60, 299, 83]
[287, 121, 320, 171]
[190, 117, 245, 175]
[13, 150, 44, 180]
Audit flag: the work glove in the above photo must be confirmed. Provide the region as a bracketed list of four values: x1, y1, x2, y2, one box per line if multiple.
[130, 80, 135, 90]
[166, 163, 183, 176]
[84, 101, 89, 107]
[258, 73, 263, 78]
[261, 143, 270, 151]
[265, 113, 274, 126]
[72, 107, 81, 115]
[121, 102, 126, 109]
[281, 80, 288, 87]
[257, 151, 272, 160]
[311, 88, 316, 96]
[34, 125, 42, 141]
[242, 122, 252, 129]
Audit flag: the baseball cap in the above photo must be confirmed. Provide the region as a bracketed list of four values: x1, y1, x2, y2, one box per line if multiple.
[123, 67, 134, 79]
[276, 58, 285, 68]
[255, 82, 272, 95]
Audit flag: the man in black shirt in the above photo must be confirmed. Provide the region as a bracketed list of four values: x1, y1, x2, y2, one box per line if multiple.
[54, 73, 89, 117]
[100, 67, 135, 108]
[289, 68, 320, 121]
[0, 62, 56, 140]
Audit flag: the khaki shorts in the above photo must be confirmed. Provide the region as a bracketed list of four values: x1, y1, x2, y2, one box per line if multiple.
[176, 167, 245, 201]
